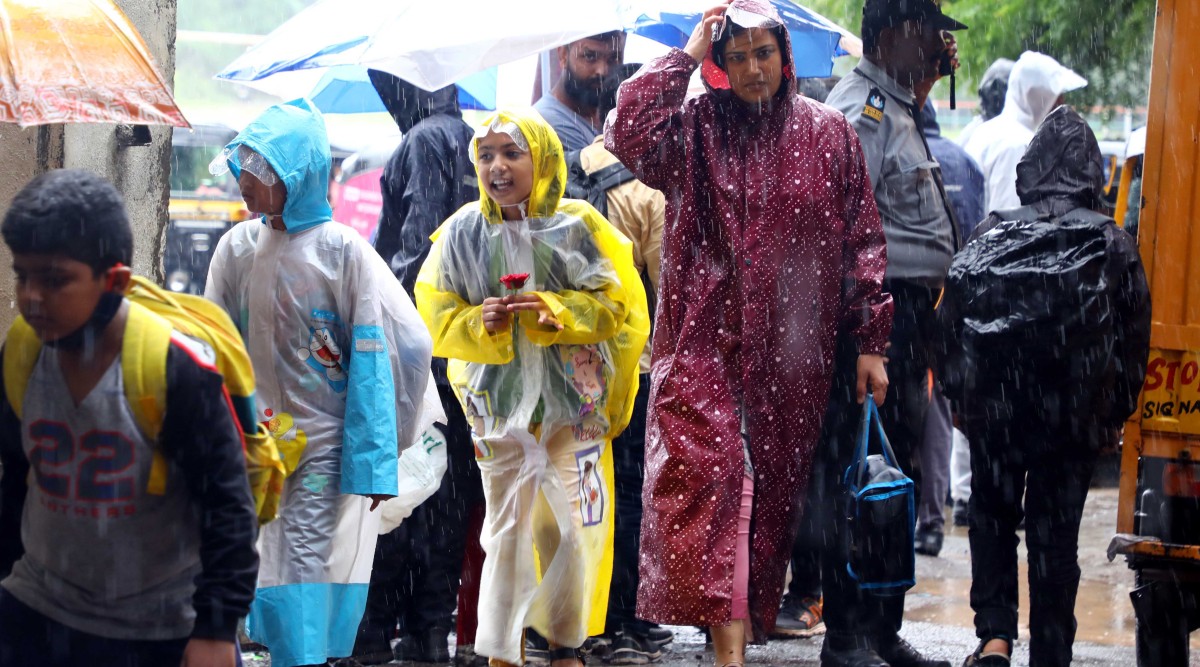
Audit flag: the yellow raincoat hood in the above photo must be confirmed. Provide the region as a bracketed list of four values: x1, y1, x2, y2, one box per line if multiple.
[474, 108, 568, 224]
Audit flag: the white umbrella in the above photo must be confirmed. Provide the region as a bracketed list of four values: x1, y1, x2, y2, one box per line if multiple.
[217, 0, 626, 93]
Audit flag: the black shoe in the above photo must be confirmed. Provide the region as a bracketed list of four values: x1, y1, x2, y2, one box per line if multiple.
[393, 634, 421, 662]
[644, 625, 673, 647]
[877, 636, 950, 667]
[952, 500, 969, 527]
[526, 629, 551, 666]
[454, 644, 490, 667]
[609, 631, 664, 665]
[395, 627, 451, 663]
[351, 645, 397, 666]
[915, 525, 944, 557]
[819, 644, 888, 667]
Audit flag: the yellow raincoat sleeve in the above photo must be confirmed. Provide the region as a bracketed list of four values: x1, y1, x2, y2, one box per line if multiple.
[415, 228, 515, 365]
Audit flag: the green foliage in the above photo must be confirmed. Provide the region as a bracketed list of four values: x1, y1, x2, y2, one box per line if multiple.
[799, 0, 1156, 109]
[174, 0, 312, 114]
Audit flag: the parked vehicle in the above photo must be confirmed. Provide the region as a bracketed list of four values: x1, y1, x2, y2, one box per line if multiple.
[166, 124, 249, 294]
[330, 136, 400, 243]
[1109, 1, 1200, 663]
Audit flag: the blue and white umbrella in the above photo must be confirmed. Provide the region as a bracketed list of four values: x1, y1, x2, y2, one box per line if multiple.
[217, 0, 627, 93]
[217, 0, 858, 108]
[625, 0, 859, 79]
[308, 65, 498, 114]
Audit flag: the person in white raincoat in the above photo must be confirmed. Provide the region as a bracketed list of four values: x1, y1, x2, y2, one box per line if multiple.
[204, 98, 443, 667]
[963, 51, 1087, 213]
[415, 108, 649, 667]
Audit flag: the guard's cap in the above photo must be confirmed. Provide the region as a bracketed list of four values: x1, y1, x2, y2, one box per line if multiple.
[863, 0, 967, 32]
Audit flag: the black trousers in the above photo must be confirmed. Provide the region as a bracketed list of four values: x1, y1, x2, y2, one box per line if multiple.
[820, 280, 936, 644]
[964, 414, 1099, 667]
[0, 589, 190, 667]
[606, 374, 652, 634]
[787, 477, 824, 601]
[354, 384, 482, 651]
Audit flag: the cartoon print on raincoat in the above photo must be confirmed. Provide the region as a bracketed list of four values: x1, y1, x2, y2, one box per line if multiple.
[415, 108, 650, 664]
[204, 98, 444, 667]
[605, 0, 892, 640]
[298, 326, 348, 392]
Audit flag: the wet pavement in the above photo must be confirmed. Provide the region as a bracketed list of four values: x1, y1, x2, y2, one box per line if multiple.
[243, 488, 1199, 666]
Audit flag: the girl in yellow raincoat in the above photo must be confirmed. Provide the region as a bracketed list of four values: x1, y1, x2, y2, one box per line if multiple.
[415, 108, 649, 667]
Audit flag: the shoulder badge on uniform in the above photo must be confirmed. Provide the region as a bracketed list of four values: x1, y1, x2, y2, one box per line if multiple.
[863, 88, 885, 123]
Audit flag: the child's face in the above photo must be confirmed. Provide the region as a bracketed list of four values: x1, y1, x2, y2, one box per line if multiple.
[476, 130, 534, 219]
[237, 169, 287, 218]
[12, 254, 126, 343]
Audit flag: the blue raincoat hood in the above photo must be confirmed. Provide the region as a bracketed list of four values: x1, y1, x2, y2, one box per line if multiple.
[224, 98, 332, 234]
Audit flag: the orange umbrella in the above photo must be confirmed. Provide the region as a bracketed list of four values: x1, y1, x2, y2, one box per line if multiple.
[0, 0, 188, 127]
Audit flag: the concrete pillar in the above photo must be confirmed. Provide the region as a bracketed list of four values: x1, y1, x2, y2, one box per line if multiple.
[0, 0, 177, 334]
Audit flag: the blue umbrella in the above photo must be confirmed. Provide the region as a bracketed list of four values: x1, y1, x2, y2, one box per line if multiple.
[308, 65, 498, 114]
[626, 0, 852, 79]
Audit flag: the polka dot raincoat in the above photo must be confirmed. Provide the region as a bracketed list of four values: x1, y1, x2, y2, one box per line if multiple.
[604, 0, 893, 639]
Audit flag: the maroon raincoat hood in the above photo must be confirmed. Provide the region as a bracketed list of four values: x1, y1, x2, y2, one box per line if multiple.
[700, 0, 797, 107]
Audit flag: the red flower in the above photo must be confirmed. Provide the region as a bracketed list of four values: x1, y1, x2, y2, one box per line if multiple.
[499, 273, 530, 290]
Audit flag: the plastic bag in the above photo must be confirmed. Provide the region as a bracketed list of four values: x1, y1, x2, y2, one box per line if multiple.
[377, 426, 448, 534]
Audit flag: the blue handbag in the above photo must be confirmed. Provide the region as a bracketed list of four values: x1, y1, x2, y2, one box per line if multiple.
[843, 399, 916, 594]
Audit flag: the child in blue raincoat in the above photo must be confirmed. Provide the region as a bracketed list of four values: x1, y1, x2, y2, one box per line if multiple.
[205, 99, 443, 667]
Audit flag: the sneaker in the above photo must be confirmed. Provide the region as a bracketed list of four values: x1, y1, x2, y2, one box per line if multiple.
[582, 634, 614, 661]
[644, 625, 673, 647]
[526, 630, 550, 666]
[915, 525, 944, 557]
[771, 595, 825, 639]
[952, 500, 970, 527]
[609, 631, 664, 665]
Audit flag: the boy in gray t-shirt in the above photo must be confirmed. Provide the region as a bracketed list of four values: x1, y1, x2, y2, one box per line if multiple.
[0, 170, 258, 667]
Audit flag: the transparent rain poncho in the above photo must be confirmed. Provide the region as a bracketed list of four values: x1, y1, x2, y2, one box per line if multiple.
[415, 108, 649, 663]
[204, 99, 443, 667]
[209, 143, 280, 186]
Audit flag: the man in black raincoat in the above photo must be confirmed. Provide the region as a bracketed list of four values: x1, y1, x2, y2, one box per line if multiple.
[940, 106, 1151, 667]
[357, 70, 482, 666]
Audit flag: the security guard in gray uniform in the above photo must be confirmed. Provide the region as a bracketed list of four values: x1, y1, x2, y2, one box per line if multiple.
[817, 1, 965, 666]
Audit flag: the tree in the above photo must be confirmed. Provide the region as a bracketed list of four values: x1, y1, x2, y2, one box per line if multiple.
[801, 0, 1156, 110]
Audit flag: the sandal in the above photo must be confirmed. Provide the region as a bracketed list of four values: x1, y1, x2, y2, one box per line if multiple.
[963, 637, 1011, 666]
[548, 647, 586, 665]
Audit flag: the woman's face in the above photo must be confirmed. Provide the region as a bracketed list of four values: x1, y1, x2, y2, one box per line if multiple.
[722, 27, 784, 106]
[476, 130, 535, 220]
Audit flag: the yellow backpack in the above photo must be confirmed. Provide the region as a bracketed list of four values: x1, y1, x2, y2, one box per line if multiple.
[2, 276, 290, 525]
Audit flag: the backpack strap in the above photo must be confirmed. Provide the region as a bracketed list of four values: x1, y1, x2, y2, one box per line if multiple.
[121, 301, 173, 495]
[591, 162, 638, 193]
[2, 317, 44, 420]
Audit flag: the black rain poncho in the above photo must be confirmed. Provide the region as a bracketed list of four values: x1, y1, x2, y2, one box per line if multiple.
[938, 106, 1151, 433]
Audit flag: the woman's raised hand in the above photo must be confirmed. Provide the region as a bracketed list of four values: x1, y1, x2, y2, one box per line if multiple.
[684, 3, 733, 64]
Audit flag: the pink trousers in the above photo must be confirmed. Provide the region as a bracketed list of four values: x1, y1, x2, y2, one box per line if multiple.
[732, 473, 754, 620]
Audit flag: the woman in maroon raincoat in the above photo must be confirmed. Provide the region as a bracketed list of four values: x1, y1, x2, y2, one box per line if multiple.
[605, 2, 892, 664]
